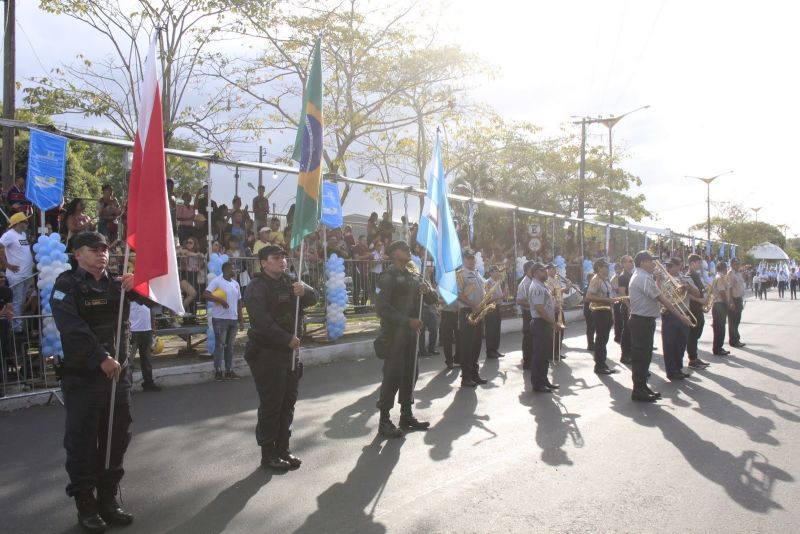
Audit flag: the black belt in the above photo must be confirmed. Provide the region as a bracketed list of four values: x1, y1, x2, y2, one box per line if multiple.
[630, 314, 656, 320]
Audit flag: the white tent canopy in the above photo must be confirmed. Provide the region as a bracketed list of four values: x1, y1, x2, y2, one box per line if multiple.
[747, 242, 790, 261]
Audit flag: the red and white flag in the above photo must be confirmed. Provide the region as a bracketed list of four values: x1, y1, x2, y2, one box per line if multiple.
[127, 35, 185, 315]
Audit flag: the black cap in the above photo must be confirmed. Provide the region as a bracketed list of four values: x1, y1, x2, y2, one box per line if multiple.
[387, 240, 410, 255]
[72, 231, 108, 250]
[258, 245, 287, 260]
[531, 262, 546, 273]
[634, 250, 655, 267]
[463, 248, 476, 258]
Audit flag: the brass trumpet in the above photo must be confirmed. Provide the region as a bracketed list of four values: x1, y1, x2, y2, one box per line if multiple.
[654, 261, 697, 327]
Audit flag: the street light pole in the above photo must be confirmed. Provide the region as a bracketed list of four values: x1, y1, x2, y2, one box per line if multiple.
[686, 170, 734, 244]
[750, 206, 761, 224]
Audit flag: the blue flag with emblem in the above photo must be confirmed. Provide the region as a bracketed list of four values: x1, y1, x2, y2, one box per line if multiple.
[720, 242, 726, 258]
[706, 240, 712, 257]
[417, 130, 462, 304]
[26, 129, 67, 211]
[320, 180, 343, 229]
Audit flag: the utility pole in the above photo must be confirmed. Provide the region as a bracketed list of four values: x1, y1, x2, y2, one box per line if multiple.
[750, 206, 761, 224]
[578, 118, 586, 256]
[2, 0, 16, 192]
[258, 145, 264, 188]
[686, 171, 734, 244]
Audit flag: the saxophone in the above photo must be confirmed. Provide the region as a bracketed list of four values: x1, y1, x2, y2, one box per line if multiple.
[467, 290, 497, 325]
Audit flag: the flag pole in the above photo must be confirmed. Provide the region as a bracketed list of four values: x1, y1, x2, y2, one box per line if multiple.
[104, 243, 131, 469]
[292, 239, 306, 372]
[411, 246, 430, 402]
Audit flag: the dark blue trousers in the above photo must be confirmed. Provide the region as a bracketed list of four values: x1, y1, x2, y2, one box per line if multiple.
[661, 313, 689, 375]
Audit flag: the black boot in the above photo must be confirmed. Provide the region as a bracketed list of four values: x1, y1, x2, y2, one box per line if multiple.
[97, 489, 133, 526]
[75, 491, 107, 533]
[276, 444, 302, 468]
[261, 445, 291, 471]
[399, 405, 430, 430]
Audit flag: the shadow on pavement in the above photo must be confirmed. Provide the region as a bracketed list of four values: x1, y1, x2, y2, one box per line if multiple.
[165, 469, 279, 534]
[738, 345, 800, 372]
[599, 375, 793, 513]
[324, 386, 381, 440]
[518, 389, 581, 466]
[294, 435, 404, 534]
[698, 366, 800, 422]
[479, 357, 508, 388]
[414, 368, 459, 410]
[424, 388, 494, 461]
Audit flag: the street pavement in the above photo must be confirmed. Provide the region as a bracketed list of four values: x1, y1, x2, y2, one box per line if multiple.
[1, 296, 798, 533]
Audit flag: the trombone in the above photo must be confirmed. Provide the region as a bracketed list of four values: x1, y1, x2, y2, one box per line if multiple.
[654, 261, 698, 327]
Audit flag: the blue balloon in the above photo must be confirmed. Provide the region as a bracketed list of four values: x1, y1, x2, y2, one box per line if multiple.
[33, 242, 41, 253]
[40, 256, 52, 266]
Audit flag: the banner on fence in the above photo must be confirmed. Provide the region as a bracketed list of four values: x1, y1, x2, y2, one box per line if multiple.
[26, 129, 67, 211]
[321, 180, 343, 229]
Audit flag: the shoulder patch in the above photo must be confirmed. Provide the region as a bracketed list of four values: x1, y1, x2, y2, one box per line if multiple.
[52, 290, 66, 301]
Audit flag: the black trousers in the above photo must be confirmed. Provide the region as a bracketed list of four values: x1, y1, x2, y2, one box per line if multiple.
[62, 375, 132, 497]
[612, 301, 623, 342]
[131, 331, 154, 384]
[583, 302, 595, 348]
[530, 318, 552, 387]
[728, 297, 743, 345]
[440, 310, 460, 365]
[662, 312, 689, 375]
[712, 302, 728, 352]
[686, 304, 705, 360]
[629, 315, 656, 389]
[592, 309, 613, 368]
[376, 328, 417, 412]
[418, 306, 438, 355]
[458, 308, 483, 381]
[778, 282, 787, 298]
[245, 347, 300, 451]
[791, 281, 798, 300]
[619, 304, 631, 359]
[484, 308, 501, 353]
[521, 308, 533, 366]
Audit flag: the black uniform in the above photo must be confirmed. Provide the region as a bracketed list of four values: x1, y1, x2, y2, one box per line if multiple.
[686, 271, 706, 361]
[618, 270, 632, 361]
[51, 267, 149, 503]
[243, 271, 317, 456]
[375, 264, 436, 414]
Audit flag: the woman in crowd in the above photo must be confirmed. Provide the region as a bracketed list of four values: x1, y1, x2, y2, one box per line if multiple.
[367, 212, 379, 244]
[64, 198, 94, 251]
[176, 191, 196, 245]
[96, 184, 121, 242]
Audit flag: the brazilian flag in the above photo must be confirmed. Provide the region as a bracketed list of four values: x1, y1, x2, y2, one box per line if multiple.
[290, 38, 323, 251]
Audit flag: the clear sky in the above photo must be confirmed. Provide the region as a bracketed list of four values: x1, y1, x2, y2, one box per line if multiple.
[7, 0, 799, 240]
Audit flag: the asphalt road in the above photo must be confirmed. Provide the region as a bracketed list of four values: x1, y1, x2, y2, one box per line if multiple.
[2, 297, 798, 533]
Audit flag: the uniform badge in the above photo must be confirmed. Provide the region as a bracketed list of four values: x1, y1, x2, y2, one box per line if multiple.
[52, 290, 66, 301]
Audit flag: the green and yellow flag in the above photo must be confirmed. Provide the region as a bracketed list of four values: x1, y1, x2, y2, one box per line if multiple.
[290, 38, 323, 251]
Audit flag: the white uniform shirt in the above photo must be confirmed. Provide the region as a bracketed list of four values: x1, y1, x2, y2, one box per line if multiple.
[206, 275, 242, 321]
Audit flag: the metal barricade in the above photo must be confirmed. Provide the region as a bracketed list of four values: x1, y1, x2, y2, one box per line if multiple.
[1, 312, 62, 405]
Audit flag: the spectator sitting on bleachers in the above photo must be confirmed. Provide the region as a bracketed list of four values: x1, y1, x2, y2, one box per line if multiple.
[7, 176, 32, 216]
[252, 185, 269, 232]
[378, 211, 394, 242]
[269, 217, 285, 247]
[253, 227, 272, 256]
[176, 191, 195, 245]
[96, 184, 121, 242]
[64, 199, 94, 251]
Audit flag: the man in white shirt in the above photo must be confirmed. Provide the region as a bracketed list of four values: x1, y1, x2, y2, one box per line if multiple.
[129, 301, 160, 391]
[0, 212, 34, 333]
[204, 261, 244, 381]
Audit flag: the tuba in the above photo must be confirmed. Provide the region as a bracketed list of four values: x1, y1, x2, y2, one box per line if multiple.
[654, 261, 697, 327]
[702, 278, 716, 313]
[467, 290, 497, 325]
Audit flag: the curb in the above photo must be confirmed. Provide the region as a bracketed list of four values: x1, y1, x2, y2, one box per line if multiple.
[1, 308, 585, 411]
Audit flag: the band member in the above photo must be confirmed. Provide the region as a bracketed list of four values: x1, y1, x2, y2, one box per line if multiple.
[585, 260, 619, 375]
[50, 232, 146, 532]
[627, 251, 693, 402]
[527, 262, 562, 392]
[546, 263, 571, 360]
[439, 296, 460, 369]
[686, 254, 711, 369]
[243, 245, 318, 470]
[457, 249, 487, 387]
[661, 258, 701, 379]
[374, 241, 436, 437]
[727, 258, 746, 347]
[617, 255, 634, 364]
[611, 262, 624, 342]
[790, 267, 798, 300]
[777, 267, 789, 299]
[516, 261, 535, 370]
[484, 266, 506, 359]
[583, 272, 596, 351]
[710, 262, 732, 356]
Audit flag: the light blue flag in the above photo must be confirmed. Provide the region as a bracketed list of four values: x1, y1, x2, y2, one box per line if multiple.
[720, 242, 726, 258]
[731, 245, 736, 258]
[417, 131, 462, 304]
[706, 240, 712, 257]
[26, 129, 67, 211]
[320, 180, 343, 229]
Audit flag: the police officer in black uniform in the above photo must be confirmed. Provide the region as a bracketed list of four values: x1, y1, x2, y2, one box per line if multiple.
[51, 231, 147, 533]
[374, 240, 437, 438]
[243, 245, 318, 470]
